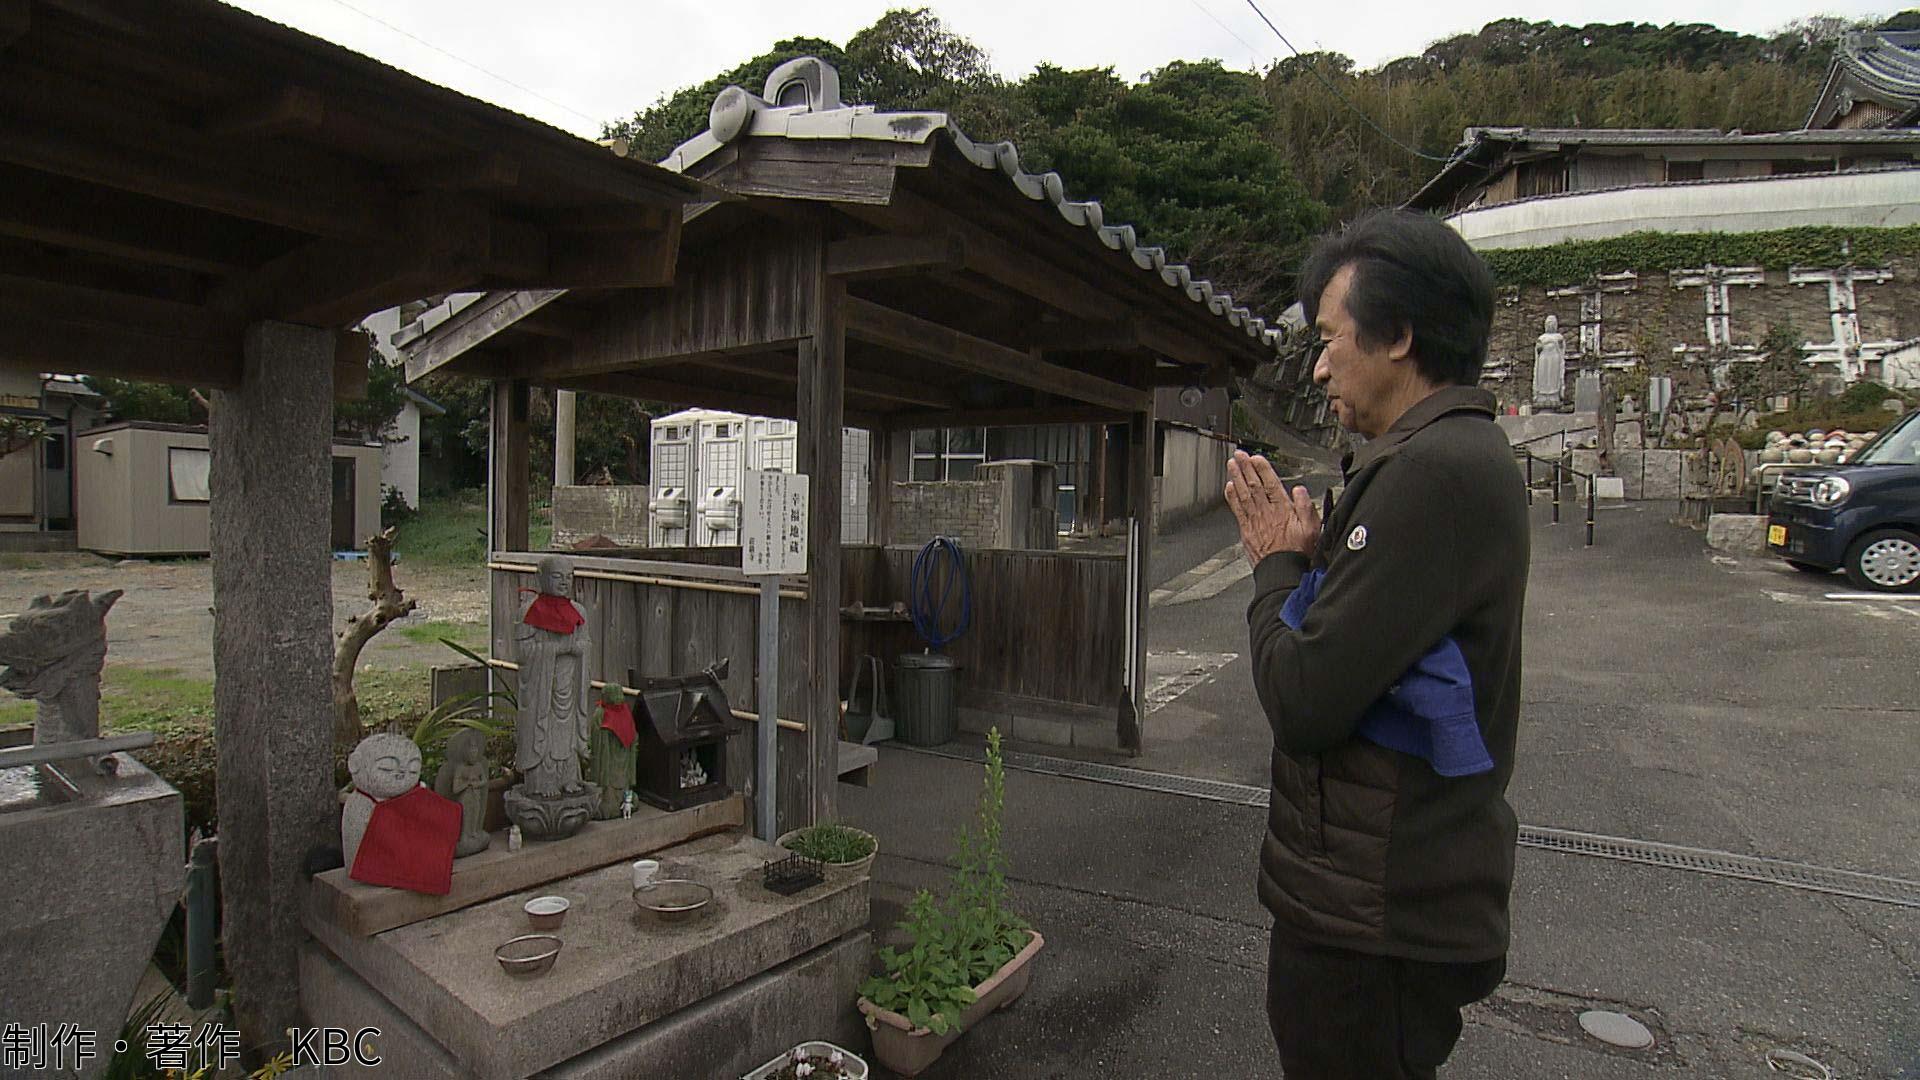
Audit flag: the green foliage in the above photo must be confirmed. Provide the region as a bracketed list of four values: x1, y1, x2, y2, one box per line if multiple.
[391, 493, 488, 566]
[83, 341, 407, 442]
[1727, 381, 1913, 449]
[859, 728, 1028, 1035]
[781, 822, 876, 864]
[0, 414, 51, 457]
[1479, 227, 1920, 286]
[83, 376, 203, 425]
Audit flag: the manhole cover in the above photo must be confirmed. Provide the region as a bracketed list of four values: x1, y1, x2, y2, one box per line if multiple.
[1579, 1010, 1654, 1049]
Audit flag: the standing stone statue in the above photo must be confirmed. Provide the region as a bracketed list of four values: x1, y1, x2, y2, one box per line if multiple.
[503, 555, 599, 840]
[0, 589, 123, 744]
[588, 682, 639, 820]
[433, 728, 493, 857]
[1534, 315, 1567, 411]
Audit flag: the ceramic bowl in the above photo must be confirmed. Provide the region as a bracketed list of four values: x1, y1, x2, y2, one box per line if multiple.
[495, 934, 562, 977]
[633, 879, 713, 923]
[524, 895, 570, 931]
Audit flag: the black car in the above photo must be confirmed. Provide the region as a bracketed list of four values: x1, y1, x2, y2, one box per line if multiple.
[1767, 408, 1920, 592]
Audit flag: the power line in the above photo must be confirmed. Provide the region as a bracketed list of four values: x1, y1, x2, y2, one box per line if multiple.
[1240, 0, 1453, 163]
[1185, 0, 1272, 70]
[319, 0, 602, 128]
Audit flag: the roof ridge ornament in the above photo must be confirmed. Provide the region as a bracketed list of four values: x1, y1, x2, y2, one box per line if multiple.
[763, 57, 843, 113]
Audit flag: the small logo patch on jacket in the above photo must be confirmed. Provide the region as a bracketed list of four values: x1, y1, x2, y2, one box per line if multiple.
[1347, 525, 1368, 550]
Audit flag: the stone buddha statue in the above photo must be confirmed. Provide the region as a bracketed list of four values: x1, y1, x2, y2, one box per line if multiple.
[1534, 315, 1568, 410]
[503, 555, 600, 839]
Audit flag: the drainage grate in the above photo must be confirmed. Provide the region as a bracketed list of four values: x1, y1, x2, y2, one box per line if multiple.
[893, 744, 1920, 908]
[900, 742, 1268, 806]
[1516, 826, 1920, 908]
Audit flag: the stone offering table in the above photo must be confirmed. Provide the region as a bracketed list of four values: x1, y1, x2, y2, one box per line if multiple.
[302, 830, 871, 1078]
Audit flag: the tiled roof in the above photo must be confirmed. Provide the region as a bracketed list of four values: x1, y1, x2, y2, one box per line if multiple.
[1807, 30, 1920, 128]
[664, 57, 1288, 357]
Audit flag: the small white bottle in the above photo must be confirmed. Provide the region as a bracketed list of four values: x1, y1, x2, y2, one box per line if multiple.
[508, 824, 523, 852]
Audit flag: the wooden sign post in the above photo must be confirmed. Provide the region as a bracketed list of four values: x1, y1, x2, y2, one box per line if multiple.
[741, 469, 808, 840]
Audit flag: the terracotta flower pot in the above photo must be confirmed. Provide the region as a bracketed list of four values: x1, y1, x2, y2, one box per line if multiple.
[857, 930, 1045, 1078]
[777, 826, 877, 876]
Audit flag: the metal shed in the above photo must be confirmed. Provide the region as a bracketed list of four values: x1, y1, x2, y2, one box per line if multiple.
[73, 421, 381, 556]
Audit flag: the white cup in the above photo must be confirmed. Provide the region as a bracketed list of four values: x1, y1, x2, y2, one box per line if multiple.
[632, 859, 660, 889]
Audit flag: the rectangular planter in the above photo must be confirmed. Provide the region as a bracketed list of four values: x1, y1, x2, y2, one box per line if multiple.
[857, 930, 1044, 1078]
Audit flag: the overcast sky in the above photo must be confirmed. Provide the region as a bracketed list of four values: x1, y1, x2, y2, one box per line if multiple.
[228, 1, 1892, 140]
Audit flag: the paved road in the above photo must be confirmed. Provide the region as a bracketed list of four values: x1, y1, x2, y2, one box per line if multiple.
[842, 499, 1920, 1079]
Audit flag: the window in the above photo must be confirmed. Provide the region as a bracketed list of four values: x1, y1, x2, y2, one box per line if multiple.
[909, 428, 987, 481]
[1770, 159, 1831, 176]
[43, 435, 65, 470]
[1665, 160, 1704, 182]
[168, 447, 211, 503]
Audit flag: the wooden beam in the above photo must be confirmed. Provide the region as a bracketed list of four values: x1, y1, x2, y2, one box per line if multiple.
[1123, 400, 1154, 753]
[0, 275, 244, 387]
[887, 405, 1130, 429]
[561, 371, 811, 425]
[799, 255, 845, 828]
[1, 0, 29, 51]
[844, 296, 1148, 413]
[1029, 318, 1140, 352]
[532, 204, 678, 234]
[404, 290, 565, 382]
[0, 163, 261, 275]
[826, 232, 963, 280]
[410, 151, 521, 192]
[201, 85, 326, 138]
[208, 196, 493, 327]
[490, 379, 531, 553]
[334, 329, 371, 401]
[546, 215, 681, 289]
[689, 353, 960, 411]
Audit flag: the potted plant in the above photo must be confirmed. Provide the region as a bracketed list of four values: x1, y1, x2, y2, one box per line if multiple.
[742, 1041, 868, 1079]
[778, 821, 879, 875]
[856, 729, 1042, 1077]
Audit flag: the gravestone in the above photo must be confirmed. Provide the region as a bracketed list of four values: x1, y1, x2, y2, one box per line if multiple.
[1573, 371, 1603, 415]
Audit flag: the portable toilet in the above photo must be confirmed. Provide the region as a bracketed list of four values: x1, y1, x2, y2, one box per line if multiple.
[694, 413, 746, 547]
[648, 412, 697, 546]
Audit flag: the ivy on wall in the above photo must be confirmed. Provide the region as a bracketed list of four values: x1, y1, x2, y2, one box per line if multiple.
[1481, 226, 1920, 286]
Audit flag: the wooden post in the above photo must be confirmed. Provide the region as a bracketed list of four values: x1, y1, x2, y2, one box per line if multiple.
[490, 378, 530, 553]
[210, 321, 337, 1042]
[870, 422, 895, 548]
[1091, 424, 1109, 534]
[795, 233, 844, 828]
[554, 388, 578, 489]
[755, 578, 780, 840]
[1122, 403, 1154, 753]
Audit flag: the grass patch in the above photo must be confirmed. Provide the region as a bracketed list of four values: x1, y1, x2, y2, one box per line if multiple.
[0, 552, 112, 571]
[398, 620, 485, 647]
[392, 490, 555, 567]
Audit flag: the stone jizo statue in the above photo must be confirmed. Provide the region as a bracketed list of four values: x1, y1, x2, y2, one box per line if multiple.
[433, 728, 493, 857]
[342, 732, 422, 870]
[0, 589, 123, 744]
[1534, 315, 1567, 410]
[503, 555, 600, 839]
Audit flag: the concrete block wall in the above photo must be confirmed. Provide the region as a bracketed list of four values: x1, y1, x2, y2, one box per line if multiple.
[890, 480, 1003, 550]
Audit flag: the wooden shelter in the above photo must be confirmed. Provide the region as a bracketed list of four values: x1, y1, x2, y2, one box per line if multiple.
[402, 58, 1306, 831]
[0, 0, 703, 1043]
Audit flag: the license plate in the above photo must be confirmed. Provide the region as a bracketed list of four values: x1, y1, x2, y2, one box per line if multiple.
[1768, 524, 1787, 546]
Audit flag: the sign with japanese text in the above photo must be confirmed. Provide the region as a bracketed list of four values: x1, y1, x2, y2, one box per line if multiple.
[741, 469, 808, 576]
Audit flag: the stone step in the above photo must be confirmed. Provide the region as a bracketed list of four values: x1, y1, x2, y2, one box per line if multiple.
[303, 831, 869, 1080]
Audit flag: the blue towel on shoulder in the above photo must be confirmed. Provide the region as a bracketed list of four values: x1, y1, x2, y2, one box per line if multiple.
[1279, 569, 1494, 777]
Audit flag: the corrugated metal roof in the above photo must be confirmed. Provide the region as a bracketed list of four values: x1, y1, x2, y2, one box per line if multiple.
[664, 57, 1287, 356]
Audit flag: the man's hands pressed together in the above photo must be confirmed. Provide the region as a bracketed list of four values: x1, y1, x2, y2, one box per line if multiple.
[1225, 450, 1321, 568]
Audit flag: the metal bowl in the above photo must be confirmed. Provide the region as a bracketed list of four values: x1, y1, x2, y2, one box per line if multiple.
[495, 934, 563, 977]
[633, 879, 713, 922]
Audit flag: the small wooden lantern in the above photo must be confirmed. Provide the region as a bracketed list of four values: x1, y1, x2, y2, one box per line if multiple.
[628, 660, 738, 811]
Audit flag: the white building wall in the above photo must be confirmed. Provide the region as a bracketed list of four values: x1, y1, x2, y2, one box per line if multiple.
[1448, 168, 1920, 250]
[380, 401, 423, 510]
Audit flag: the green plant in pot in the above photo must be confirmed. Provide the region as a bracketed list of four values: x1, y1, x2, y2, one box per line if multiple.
[856, 729, 1042, 1076]
[779, 822, 878, 873]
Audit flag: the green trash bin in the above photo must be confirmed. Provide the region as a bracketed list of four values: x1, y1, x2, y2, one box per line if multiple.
[894, 652, 957, 747]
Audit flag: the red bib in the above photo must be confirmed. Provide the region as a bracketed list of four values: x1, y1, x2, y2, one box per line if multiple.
[600, 700, 637, 748]
[524, 594, 585, 634]
[349, 785, 461, 895]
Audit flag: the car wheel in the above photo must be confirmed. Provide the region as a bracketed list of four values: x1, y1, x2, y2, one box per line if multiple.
[1785, 560, 1831, 574]
[1843, 528, 1920, 592]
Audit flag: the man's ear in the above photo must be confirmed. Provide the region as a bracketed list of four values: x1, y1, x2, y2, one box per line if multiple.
[1389, 325, 1414, 362]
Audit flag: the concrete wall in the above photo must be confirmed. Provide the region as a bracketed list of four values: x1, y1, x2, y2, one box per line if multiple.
[0, 441, 32, 523]
[890, 479, 1002, 550]
[381, 400, 423, 510]
[552, 485, 651, 548]
[1156, 426, 1231, 528]
[1450, 168, 1920, 249]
